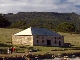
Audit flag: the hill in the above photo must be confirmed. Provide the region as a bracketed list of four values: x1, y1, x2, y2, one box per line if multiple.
[3, 12, 80, 31]
[4, 12, 79, 22]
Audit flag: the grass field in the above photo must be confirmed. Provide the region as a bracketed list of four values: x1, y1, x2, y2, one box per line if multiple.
[58, 32, 80, 47]
[0, 28, 80, 54]
[0, 28, 22, 44]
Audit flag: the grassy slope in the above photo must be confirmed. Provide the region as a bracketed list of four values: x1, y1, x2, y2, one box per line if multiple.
[58, 32, 80, 47]
[0, 28, 22, 44]
[0, 28, 80, 54]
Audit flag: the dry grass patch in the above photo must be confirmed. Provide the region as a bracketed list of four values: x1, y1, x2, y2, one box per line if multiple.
[58, 32, 80, 47]
[0, 28, 22, 44]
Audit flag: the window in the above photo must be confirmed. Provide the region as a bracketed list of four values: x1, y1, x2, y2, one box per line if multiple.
[42, 37, 43, 38]
[37, 40, 39, 43]
[55, 37, 56, 39]
[55, 40, 56, 44]
[42, 40, 44, 43]
[37, 36, 38, 38]
[59, 37, 60, 39]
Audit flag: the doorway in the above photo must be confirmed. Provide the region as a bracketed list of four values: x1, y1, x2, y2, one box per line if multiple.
[47, 40, 51, 46]
[59, 41, 61, 46]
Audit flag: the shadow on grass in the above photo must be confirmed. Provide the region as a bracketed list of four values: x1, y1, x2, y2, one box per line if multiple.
[42, 43, 80, 49]
[41, 43, 73, 48]
[0, 43, 12, 47]
[60, 43, 74, 48]
[60, 43, 80, 50]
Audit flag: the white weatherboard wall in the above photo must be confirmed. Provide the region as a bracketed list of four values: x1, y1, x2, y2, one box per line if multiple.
[14, 27, 32, 35]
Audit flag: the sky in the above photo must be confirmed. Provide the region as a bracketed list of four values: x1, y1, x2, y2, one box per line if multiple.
[0, 0, 80, 14]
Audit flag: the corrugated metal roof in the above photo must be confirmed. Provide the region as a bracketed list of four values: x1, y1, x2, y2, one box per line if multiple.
[14, 27, 61, 36]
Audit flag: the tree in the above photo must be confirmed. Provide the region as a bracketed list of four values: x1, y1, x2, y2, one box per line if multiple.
[56, 22, 75, 32]
[0, 14, 11, 28]
[28, 20, 43, 28]
[10, 20, 27, 29]
[43, 21, 54, 30]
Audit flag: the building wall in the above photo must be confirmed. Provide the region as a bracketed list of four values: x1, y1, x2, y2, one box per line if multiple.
[12, 35, 64, 46]
[12, 35, 33, 46]
[33, 35, 64, 46]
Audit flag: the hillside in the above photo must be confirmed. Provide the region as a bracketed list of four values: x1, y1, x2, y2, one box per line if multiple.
[0, 28, 22, 44]
[3, 12, 80, 31]
[4, 12, 79, 22]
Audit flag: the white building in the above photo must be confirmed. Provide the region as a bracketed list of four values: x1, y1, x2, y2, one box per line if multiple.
[12, 27, 64, 46]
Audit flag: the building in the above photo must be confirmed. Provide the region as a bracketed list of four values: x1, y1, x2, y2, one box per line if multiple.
[12, 27, 64, 46]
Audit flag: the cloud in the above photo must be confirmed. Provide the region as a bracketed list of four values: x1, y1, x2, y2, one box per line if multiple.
[67, 0, 80, 5]
[0, 0, 80, 14]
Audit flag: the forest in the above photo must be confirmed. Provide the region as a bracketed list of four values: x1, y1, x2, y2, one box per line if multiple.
[0, 12, 80, 33]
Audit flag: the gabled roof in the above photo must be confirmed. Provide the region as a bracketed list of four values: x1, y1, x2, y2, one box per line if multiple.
[14, 27, 61, 36]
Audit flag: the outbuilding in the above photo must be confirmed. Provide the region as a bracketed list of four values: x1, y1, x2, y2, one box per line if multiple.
[12, 27, 64, 46]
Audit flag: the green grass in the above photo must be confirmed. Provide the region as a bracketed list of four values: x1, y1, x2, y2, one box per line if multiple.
[0, 28, 22, 44]
[27, 46, 80, 54]
[0, 28, 80, 54]
[58, 32, 80, 47]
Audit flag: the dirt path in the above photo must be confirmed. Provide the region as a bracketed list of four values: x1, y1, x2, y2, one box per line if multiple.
[0, 53, 28, 57]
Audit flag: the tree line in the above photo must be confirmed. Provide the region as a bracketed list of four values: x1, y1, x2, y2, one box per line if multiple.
[0, 14, 11, 28]
[0, 13, 79, 33]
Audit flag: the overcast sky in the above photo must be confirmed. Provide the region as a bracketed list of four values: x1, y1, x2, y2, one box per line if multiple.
[0, 0, 80, 14]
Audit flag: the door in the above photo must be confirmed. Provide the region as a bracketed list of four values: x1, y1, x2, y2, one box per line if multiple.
[59, 41, 61, 46]
[47, 40, 51, 46]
